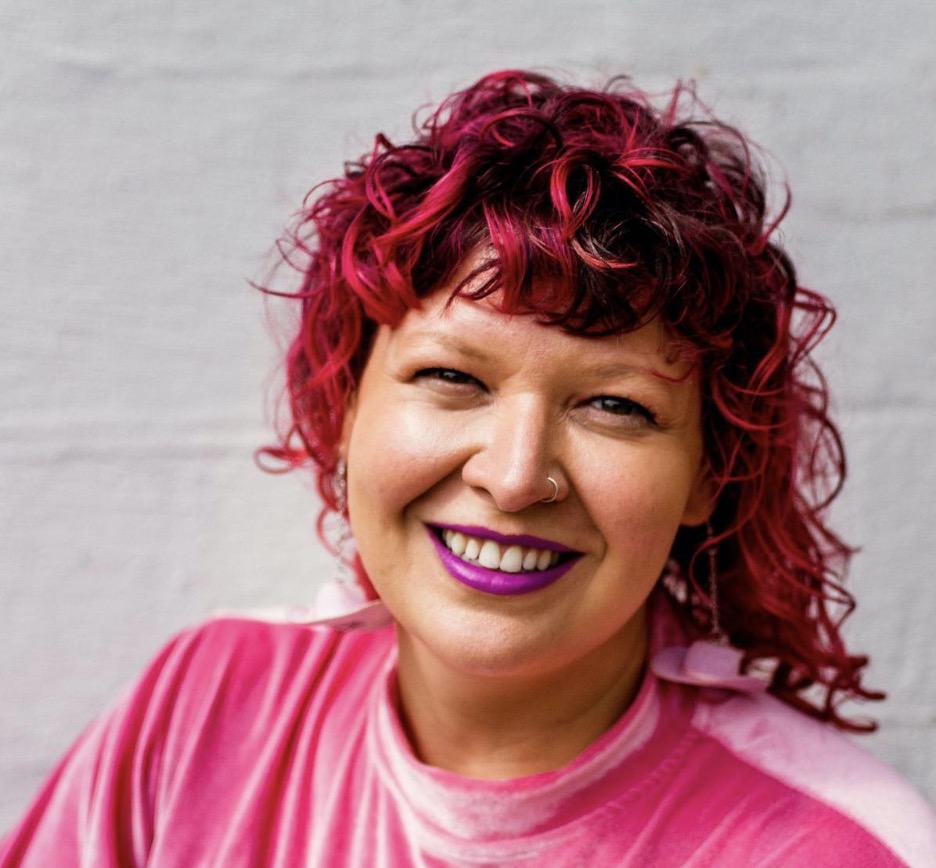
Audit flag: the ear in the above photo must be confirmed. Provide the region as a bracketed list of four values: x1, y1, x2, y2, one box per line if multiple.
[681, 462, 716, 528]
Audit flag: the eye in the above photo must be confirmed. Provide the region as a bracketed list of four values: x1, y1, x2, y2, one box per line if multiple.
[588, 395, 656, 425]
[412, 367, 489, 401]
[415, 367, 481, 387]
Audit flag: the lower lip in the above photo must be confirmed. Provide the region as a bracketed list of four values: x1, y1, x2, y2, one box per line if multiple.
[427, 529, 579, 596]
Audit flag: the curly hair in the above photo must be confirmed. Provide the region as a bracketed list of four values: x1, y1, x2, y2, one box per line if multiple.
[260, 69, 882, 730]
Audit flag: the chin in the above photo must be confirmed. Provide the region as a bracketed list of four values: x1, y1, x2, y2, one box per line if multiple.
[400, 600, 643, 682]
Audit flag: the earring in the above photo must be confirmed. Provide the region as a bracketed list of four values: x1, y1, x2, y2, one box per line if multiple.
[651, 523, 766, 693]
[291, 458, 391, 631]
[327, 457, 356, 587]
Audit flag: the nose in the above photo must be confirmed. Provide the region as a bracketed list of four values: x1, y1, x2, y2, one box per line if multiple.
[461, 396, 566, 512]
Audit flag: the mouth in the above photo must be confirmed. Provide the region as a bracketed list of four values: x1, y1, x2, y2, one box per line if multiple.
[426, 523, 582, 596]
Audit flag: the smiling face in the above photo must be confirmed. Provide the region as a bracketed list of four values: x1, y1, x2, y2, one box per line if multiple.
[342, 285, 711, 686]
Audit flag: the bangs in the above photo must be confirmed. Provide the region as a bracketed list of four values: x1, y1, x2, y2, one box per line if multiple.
[420, 215, 663, 339]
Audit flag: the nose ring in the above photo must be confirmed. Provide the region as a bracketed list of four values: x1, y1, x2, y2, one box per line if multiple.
[542, 476, 560, 504]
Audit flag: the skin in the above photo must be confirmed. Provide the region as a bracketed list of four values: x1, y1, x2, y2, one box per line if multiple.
[341, 279, 711, 780]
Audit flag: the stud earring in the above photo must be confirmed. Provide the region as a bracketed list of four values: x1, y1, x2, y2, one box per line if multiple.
[651, 523, 766, 693]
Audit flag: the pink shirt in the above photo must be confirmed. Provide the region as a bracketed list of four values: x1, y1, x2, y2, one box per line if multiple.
[2, 617, 934, 866]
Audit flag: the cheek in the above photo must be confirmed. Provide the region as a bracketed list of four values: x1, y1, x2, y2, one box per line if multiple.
[346, 400, 466, 520]
[589, 453, 699, 553]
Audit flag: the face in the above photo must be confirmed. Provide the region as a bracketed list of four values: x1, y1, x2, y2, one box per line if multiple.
[342, 283, 710, 684]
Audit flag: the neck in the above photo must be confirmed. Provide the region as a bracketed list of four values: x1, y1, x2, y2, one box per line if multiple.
[393, 617, 648, 780]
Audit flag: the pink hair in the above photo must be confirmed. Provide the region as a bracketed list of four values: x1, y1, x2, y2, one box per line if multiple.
[260, 70, 882, 730]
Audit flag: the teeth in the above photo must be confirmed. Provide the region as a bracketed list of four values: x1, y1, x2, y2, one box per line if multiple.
[478, 540, 501, 569]
[440, 529, 562, 573]
[449, 532, 467, 556]
[500, 545, 524, 573]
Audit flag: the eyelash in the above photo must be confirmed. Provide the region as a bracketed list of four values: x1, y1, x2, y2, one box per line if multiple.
[588, 395, 656, 425]
[415, 368, 657, 426]
[415, 367, 482, 387]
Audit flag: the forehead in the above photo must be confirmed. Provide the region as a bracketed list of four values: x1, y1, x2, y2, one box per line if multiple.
[385, 290, 690, 379]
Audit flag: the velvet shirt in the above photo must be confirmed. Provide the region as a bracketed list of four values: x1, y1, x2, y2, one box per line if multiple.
[2, 616, 934, 867]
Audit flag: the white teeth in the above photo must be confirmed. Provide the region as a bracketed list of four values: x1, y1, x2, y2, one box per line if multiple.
[478, 540, 501, 569]
[500, 545, 524, 573]
[438, 529, 562, 573]
[449, 531, 467, 556]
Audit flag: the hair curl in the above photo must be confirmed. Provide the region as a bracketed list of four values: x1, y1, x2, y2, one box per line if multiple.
[260, 70, 882, 730]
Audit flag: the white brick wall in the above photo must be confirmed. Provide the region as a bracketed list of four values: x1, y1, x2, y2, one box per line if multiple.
[2, 0, 934, 829]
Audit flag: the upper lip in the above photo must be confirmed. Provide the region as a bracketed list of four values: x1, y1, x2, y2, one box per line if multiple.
[427, 522, 580, 554]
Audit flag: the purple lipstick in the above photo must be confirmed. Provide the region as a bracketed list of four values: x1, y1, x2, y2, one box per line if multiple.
[426, 524, 581, 596]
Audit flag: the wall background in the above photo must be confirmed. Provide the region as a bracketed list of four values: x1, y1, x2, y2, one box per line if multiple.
[2, 0, 934, 829]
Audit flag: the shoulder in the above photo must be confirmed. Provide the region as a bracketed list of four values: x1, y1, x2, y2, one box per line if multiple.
[144, 614, 395, 724]
[159, 613, 394, 675]
[0, 617, 395, 865]
[689, 688, 936, 867]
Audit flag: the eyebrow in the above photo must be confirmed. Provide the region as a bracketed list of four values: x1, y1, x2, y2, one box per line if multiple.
[583, 361, 653, 379]
[398, 330, 493, 363]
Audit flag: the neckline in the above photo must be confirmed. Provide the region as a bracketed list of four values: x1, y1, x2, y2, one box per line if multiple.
[366, 653, 696, 860]
[362, 591, 701, 860]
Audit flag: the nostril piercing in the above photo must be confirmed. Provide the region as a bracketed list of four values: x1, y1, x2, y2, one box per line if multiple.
[541, 476, 559, 504]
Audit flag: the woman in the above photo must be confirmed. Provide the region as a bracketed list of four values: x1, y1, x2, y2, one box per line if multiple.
[2, 70, 934, 866]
